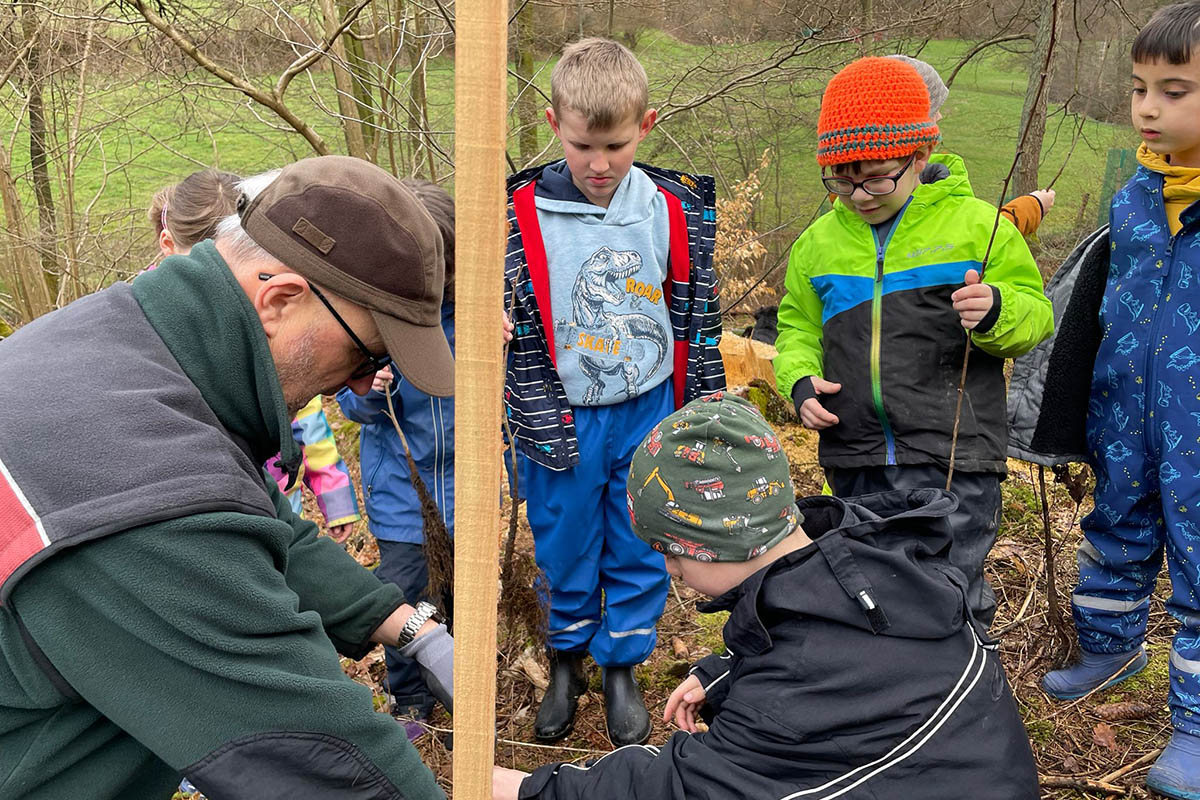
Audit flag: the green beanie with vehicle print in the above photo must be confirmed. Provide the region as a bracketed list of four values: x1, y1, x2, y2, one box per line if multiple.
[627, 392, 802, 563]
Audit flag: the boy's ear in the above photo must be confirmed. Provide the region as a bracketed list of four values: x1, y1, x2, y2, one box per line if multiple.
[638, 108, 657, 140]
[912, 144, 935, 172]
[545, 107, 560, 136]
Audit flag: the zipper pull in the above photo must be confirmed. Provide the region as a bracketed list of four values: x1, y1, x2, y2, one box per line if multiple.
[857, 589, 890, 633]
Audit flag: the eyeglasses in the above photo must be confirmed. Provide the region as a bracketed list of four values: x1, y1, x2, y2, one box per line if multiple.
[821, 155, 916, 197]
[258, 273, 392, 381]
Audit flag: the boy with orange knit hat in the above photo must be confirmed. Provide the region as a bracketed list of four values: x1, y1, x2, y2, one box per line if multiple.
[774, 57, 1053, 627]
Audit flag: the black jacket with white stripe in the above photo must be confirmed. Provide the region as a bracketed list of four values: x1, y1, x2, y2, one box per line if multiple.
[519, 489, 1037, 800]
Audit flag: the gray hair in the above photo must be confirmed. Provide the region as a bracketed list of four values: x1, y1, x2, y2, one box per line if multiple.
[214, 168, 286, 267]
[886, 54, 948, 116]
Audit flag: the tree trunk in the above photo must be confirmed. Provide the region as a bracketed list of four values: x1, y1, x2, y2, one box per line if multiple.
[403, 2, 437, 179]
[1013, 0, 1060, 198]
[858, 0, 873, 56]
[320, 0, 369, 159]
[338, 0, 377, 153]
[0, 143, 54, 324]
[18, 5, 61, 301]
[514, 0, 539, 164]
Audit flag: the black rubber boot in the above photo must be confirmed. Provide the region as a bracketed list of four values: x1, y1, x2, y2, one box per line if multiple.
[603, 666, 651, 747]
[534, 649, 589, 741]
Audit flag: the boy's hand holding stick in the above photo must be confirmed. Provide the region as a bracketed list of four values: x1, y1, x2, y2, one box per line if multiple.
[950, 269, 995, 330]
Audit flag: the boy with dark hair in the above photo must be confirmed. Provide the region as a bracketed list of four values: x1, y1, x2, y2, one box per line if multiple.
[503, 37, 724, 746]
[492, 393, 1038, 800]
[774, 56, 1053, 627]
[1040, 4, 1200, 796]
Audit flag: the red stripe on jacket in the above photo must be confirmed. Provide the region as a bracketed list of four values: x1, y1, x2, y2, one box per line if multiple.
[0, 457, 48, 595]
[510, 180, 693, 409]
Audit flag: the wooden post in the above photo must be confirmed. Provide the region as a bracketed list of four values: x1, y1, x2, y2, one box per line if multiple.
[453, 0, 507, 797]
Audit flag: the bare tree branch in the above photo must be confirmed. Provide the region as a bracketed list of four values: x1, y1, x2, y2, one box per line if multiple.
[275, 0, 373, 98]
[129, 0, 331, 155]
[945, 33, 1032, 89]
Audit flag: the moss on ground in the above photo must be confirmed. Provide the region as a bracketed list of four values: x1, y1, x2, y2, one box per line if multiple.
[695, 610, 730, 655]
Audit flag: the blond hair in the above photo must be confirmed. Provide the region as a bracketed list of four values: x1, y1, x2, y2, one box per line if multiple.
[551, 37, 649, 130]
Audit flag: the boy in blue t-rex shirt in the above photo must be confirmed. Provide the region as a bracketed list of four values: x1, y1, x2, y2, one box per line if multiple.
[502, 37, 724, 748]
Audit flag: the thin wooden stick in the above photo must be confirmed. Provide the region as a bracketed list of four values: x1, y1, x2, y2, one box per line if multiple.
[1038, 775, 1123, 795]
[1099, 747, 1163, 784]
[454, 0, 508, 794]
[946, 0, 1060, 491]
[1045, 650, 1145, 719]
[1038, 465, 1064, 637]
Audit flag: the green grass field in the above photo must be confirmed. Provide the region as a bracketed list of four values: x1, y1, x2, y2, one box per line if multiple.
[3, 32, 1138, 265]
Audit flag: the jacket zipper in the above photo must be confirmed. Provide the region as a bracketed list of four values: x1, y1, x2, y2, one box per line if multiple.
[868, 202, 910, 466]
[1142, 175, 1178, 459]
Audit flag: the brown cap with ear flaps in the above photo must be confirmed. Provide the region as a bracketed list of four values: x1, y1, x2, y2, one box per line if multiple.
[239, 155, 453, 397]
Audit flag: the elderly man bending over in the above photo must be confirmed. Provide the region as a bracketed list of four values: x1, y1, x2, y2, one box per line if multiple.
[0, 157, 453, 800]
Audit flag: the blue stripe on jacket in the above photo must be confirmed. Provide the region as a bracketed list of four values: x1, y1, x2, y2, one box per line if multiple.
[810, 260, 985, 325]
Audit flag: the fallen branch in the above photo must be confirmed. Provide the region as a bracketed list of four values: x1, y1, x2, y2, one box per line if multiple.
[1099, 747, 1163, 784]
[1038, 775, 1123, 795]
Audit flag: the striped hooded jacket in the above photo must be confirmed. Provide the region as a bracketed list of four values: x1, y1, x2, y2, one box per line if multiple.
[504, 161, 725, 470]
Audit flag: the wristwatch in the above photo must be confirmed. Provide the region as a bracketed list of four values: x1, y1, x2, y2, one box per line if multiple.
[396, 601, 445, 648]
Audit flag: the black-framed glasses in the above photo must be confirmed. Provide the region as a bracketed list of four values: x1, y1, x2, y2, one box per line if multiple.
[821, 155, 916, 197]
[258, 273, 392, 380]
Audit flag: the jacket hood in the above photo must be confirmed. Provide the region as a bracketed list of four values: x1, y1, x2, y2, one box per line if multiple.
[702, 488, 971, 655]
[533, 160, 661, 226]
[831, 152, 975, 226]
[132, 242, 301, 477]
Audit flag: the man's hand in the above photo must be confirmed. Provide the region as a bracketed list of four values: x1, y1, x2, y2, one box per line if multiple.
[398, 622, 453, 714]
[951, 269, 994, 330]
[493, 766, 531, 800]
[371, 366, 394, 394]
[328, 522, 354, 543]
[664, 674, 707, 733]
[799, 377, 841, 430]
[502, 313, 515, 343]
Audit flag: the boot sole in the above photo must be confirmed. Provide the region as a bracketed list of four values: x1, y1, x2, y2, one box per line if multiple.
[606, 724, 652, 748]
[534, 724, 575, 743]
[1146, 777, 1200, 800]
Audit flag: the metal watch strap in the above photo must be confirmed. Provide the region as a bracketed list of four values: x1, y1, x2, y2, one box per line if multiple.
[397, 600, 439, 648]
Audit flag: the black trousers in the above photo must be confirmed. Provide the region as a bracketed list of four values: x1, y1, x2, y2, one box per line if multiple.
[826, 465, 1002, 627]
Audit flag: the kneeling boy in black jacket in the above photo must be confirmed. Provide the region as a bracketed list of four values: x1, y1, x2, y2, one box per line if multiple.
[494, 392, 1037, 800]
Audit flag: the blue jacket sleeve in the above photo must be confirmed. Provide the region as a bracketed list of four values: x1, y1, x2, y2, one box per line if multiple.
[335, 385, 398, 426]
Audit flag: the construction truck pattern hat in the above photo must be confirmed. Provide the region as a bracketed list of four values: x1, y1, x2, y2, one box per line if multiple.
[628, 392, 802, 563]
[816, 56, 940, 167]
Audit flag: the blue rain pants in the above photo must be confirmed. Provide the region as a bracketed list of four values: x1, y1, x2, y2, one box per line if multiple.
[525, 380, 673, 667]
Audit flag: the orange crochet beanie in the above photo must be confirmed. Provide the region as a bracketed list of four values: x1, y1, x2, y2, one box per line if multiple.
[817, 57, 940, 167]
